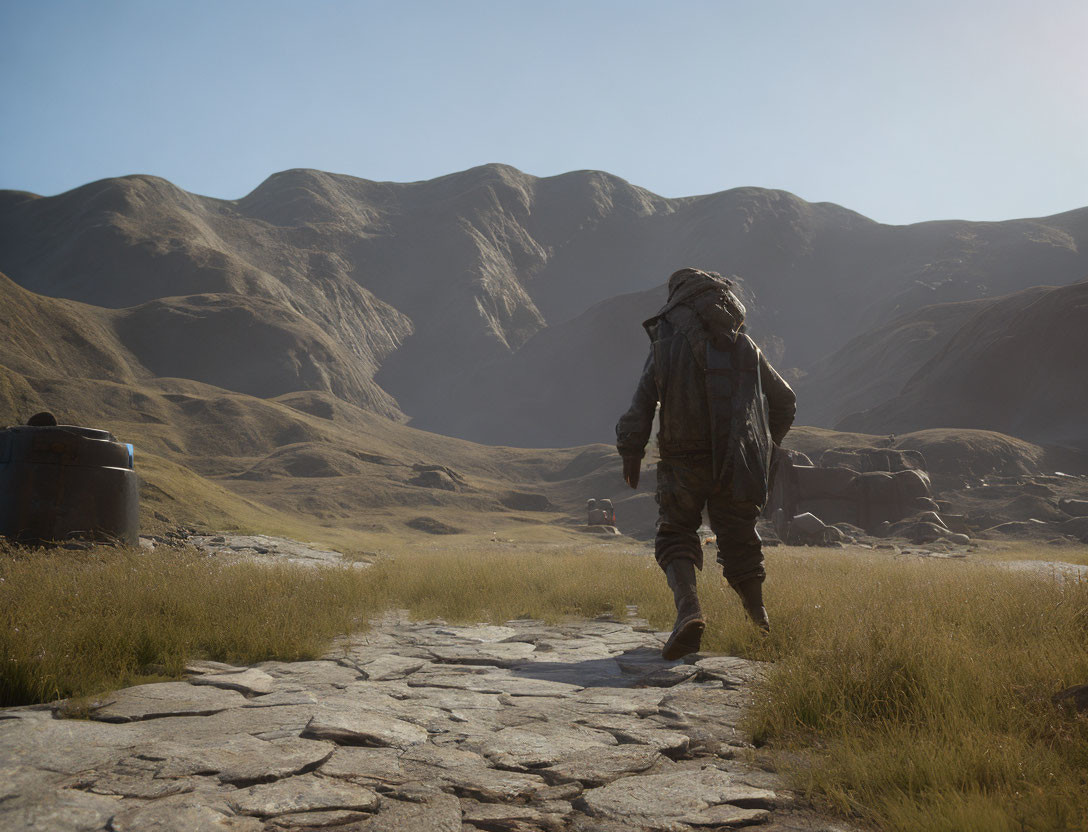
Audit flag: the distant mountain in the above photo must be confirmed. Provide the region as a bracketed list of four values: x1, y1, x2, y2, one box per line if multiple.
[795, 296, 992, 428]
[835, 281, 1088, 445]
[3, 164, 1087, 445]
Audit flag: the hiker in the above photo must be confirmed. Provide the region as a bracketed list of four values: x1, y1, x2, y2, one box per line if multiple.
[616, 268, 796, 658]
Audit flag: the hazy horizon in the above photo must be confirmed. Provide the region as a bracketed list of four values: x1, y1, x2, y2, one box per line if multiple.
[2, 0, 1086, 225]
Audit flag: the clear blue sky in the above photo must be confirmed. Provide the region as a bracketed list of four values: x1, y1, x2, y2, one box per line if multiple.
[2, 0, 1085, 224]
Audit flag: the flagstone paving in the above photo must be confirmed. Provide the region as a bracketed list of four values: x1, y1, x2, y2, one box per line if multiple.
[1, 614, 856, 831]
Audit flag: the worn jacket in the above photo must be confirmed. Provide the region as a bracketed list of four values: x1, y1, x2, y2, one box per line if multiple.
[616, 300, 796, 461]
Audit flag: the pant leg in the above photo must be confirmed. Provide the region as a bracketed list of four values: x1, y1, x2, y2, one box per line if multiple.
[654, 455, 713, 571]
[707, 495, 764, 586]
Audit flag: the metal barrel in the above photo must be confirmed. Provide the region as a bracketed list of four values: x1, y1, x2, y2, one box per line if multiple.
[0, 424, 139, 546]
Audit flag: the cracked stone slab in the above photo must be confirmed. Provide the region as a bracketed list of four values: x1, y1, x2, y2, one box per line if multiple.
[345, 789, 462, 831]
[460, 799, 552, 830]
[302, 705, 430, 748]
[633, 663, 701, 688]
[145, 735, 335, 784]
[89, 681, 247, 722]
[159, 702, 321, 743]
[681, 803, 772, 827]
[0, 787, 122, 832]
[578, 768, 777, 826]
[541, 745, 665, 786]
[319, 746, 411, 786]
[269, 808, 374, 827]
[401, 743, 490, 770]
[109, 800, 264, 831]
[357, 654, 431, 681]
[498, 677, 585, 697]
[694, 656, 771, 688]
[407, 672, 580, 697]
[185, 660, 250, 675]
[474, 723, 618, 769]
[227, 773, 381, 816]
[429, 642, 537, 667]
[258, 660, 361, 689]
[240, 690, 319, 708]
[190, 668, 276, 696]
[415, 624, 522, 643]
[655, 688, 749, 745]
[0, 714, 146, 774]
[576, 714, 691, 756]
[400, 687, 506, 714]
[569, 689, 666, 716]
[64, 770, 200, 799]
[436, 765, 549, 802]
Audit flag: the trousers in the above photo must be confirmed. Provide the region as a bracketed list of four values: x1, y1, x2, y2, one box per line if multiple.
[653, 454, 765, 586]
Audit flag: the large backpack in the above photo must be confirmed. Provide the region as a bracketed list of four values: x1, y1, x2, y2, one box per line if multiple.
[658, 278, 771, 502]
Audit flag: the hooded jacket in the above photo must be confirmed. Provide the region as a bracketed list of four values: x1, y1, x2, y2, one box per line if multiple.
[616, 270, 797, 464]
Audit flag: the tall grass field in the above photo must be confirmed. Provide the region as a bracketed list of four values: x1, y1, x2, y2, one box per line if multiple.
[2, 540, 1086, 831]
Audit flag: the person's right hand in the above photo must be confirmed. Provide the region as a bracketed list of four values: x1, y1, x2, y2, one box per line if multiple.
[622, 456, 641, 489]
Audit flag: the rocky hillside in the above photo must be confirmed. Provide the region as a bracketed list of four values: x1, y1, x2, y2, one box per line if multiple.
[3, 165, 1087, 445]
[0, 273, 405, 420]
[835, 281, 1088, 445]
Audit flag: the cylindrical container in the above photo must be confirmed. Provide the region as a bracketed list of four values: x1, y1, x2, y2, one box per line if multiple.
[0, 424, 139, 546]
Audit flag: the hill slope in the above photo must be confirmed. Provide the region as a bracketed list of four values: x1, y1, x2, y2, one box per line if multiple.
[837, 281, 1088, 444]
[4, 165, 1088, 444]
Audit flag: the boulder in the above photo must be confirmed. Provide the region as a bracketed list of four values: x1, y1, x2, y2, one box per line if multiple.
[887, 512, 951, 544]
[1059, 516, 1088, 542]
[405, 517, 462, 535]
[500, 491, 554, 512]
[786, 512, 833, 545]
[409, 469, 458, 491]
[409, 464, 468, 491]
[1059, 498, 1088, 518]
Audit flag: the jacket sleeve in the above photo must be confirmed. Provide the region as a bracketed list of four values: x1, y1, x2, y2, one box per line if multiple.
[759, 352, 797, 445]
[615, 349, 658, 459]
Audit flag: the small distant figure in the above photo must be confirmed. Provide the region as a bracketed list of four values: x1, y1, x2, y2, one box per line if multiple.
[600, 499, 614, 525]
[616, 268, 797, 658]
[586, 498, 614, 526]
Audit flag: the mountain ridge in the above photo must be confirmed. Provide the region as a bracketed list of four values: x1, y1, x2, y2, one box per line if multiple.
[3, 163, 1087, 446]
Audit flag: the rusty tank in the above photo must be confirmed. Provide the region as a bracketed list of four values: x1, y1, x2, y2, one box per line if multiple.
[0, 415, 138, 545]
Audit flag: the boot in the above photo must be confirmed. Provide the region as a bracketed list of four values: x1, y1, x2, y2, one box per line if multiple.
[732, 577, 770, 632]
[661, 560, 706, 660]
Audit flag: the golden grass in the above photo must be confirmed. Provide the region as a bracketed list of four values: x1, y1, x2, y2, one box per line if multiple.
[0, 542, 380, 706]
[3, 540, 1086, 831]
[726, 548, 1088, 832]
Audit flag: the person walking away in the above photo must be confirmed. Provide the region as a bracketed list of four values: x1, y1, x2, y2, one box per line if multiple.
[616, 268, 796, 659]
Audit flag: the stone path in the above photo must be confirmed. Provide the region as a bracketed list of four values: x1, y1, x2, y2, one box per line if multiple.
[141, 533, 373, 569]
[1, 616, 852, 832]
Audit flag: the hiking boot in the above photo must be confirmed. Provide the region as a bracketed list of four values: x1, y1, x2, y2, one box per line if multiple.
[661, 559, 706, 660]
[732, 577, 770, 632]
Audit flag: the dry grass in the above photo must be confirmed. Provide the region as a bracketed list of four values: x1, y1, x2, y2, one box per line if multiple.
[724, 547, 1088, 832]
[0, 542, 380, 706]
[3, 539, 1087, 831]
